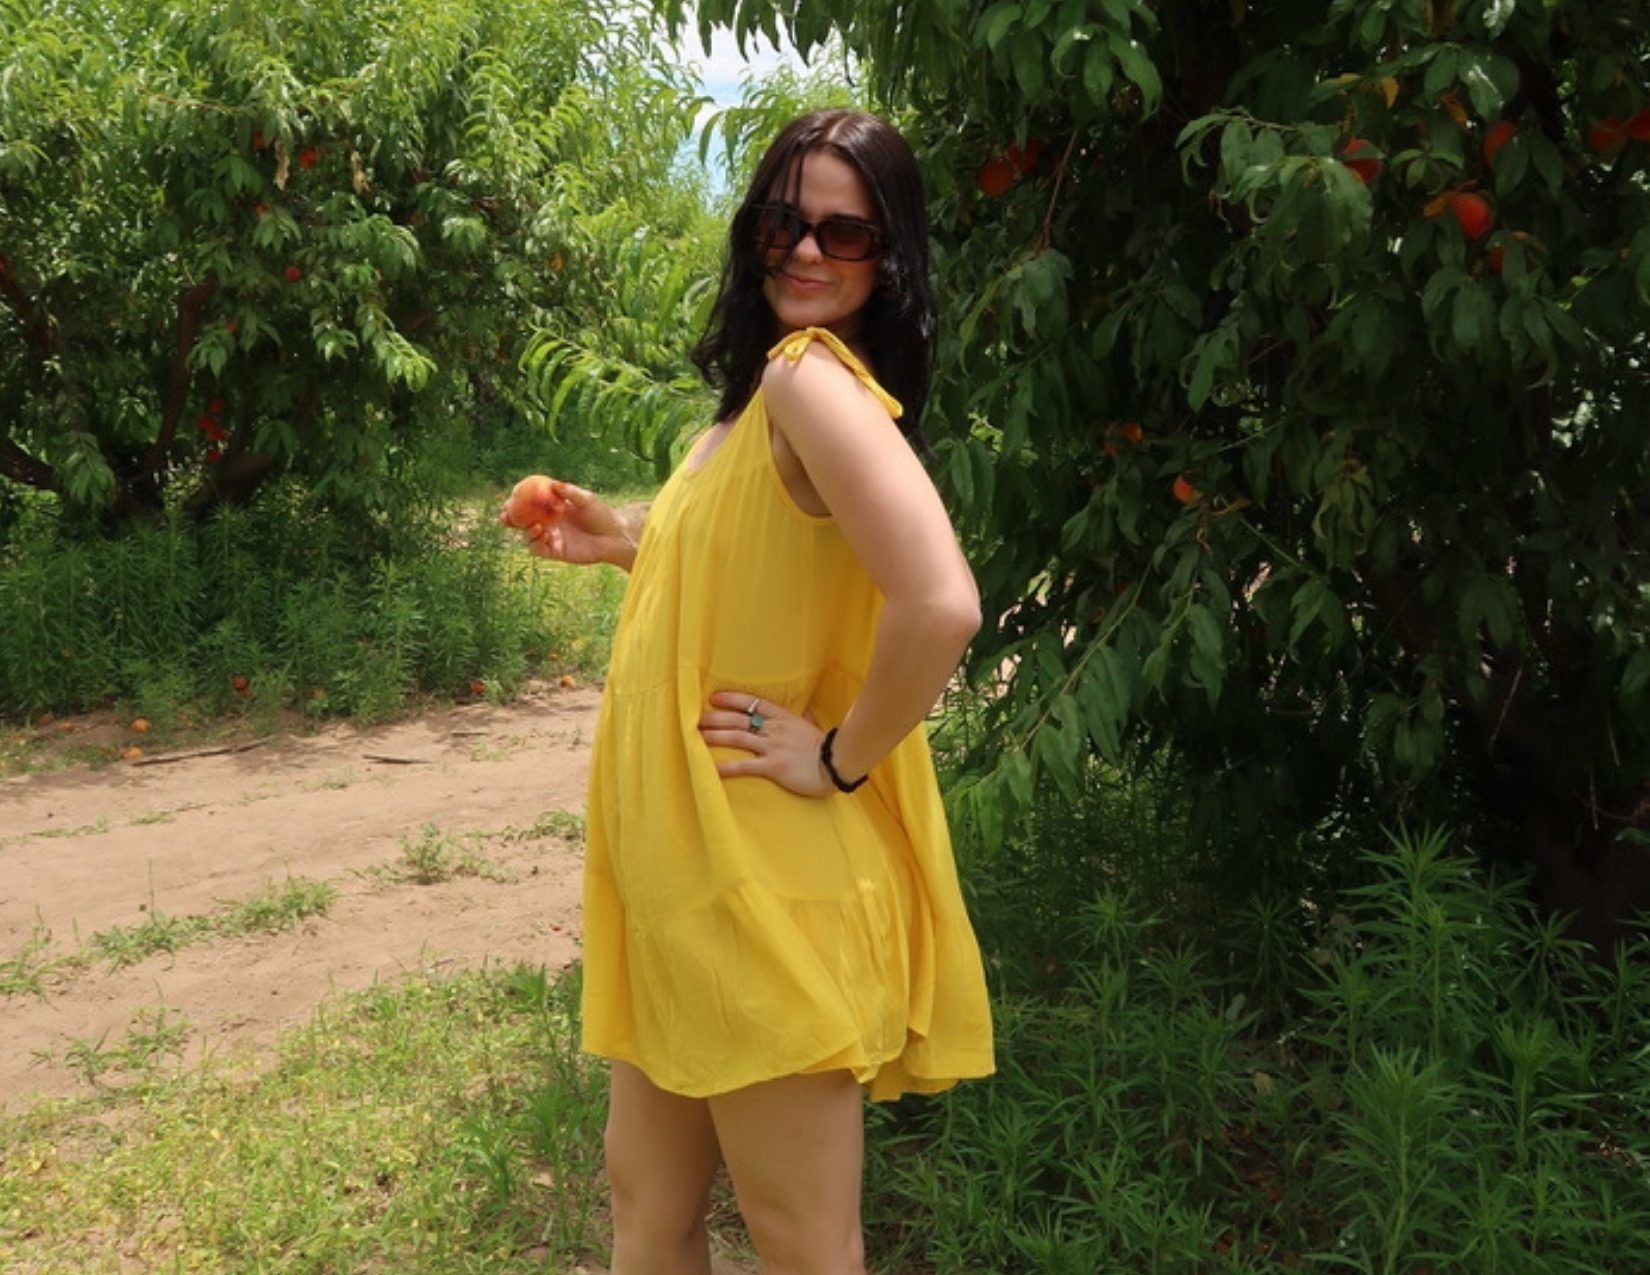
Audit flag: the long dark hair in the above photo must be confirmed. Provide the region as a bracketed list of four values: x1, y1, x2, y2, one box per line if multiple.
[689, 109, 937, 460]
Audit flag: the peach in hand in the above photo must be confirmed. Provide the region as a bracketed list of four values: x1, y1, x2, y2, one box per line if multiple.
[499, 475, 567, 531]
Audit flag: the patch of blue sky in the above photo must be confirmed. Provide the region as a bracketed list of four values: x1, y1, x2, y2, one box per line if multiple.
[669, 23, 803, 200]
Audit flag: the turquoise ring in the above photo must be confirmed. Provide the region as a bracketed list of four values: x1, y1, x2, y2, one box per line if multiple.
[746, 699, 765, 734]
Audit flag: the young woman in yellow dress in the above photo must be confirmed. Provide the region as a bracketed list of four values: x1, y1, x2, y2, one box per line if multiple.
[511, 108, 993, 1275]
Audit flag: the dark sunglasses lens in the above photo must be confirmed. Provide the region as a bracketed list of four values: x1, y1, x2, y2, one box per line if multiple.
[754, 206, 801, 250]
[818, 220, 879, 260]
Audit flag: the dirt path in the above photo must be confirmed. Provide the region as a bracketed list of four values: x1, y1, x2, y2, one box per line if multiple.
[0, 680, 602, 1111]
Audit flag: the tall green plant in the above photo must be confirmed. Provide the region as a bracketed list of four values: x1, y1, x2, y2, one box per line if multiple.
[864, 821, 1650, 1272]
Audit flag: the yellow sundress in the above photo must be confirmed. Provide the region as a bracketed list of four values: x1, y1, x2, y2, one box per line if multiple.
[578, 325, 995, 1101]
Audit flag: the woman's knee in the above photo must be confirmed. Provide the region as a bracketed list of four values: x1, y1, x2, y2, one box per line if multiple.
[738, 1197, 866, 1275]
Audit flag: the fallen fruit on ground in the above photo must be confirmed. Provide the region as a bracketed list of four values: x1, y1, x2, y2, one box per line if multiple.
[1173, 474, 1201, 505]
[231, 674, 249, 692]
[131, 718, 150, 733]
[1483, 120, 1516, 165]
[1338, 137, 1383, 184]
[559, 675, 577, 688]
[500, 474, 566, 530]
[1448, 192, 1493, 242]
[975, 153, 1018, 197]
[121, 746, 144, 761]
[469, 679, 486, 696]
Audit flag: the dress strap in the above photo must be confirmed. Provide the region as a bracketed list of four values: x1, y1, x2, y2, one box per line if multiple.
[766, 326, 905, 420]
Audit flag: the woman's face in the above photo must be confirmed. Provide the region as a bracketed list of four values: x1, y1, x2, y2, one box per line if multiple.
[757, 149, 882, 342]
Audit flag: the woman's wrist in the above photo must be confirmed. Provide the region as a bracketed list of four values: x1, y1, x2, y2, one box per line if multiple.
[819, 727, 869, 793]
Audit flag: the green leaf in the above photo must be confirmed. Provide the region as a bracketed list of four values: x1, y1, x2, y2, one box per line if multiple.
[978, 1, 1022, 50]
[1107, 31, 1161, 112]
[1082, 41, 1115, 104]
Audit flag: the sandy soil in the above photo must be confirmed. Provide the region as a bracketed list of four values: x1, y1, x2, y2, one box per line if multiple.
[0, 680, 602, 1111]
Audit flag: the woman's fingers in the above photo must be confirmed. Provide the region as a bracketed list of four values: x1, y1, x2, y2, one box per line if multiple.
[699, 727, 771, 750]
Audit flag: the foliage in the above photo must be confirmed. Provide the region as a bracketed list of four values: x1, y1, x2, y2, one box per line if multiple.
[0, 0, 704, 526]
[863, 809, 1650, 1273]
[516, 44, 862, 481]
[0, 483, 626, 723]
[671, 0, 1650, 933]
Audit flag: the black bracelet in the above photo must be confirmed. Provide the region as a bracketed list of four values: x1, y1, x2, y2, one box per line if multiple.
[820, 727, 868, 793]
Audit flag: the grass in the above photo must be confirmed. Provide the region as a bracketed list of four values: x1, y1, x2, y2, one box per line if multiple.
[496, 809, 587, 846]
[379, 823, 516, 886]
[0, 963, 634, 1274]
[0, 484, 637, 776]
[1, 876, 340, 997]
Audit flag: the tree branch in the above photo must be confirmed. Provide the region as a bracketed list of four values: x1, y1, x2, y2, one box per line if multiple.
[0, 433, 55, 490]
[140, 275, 220, 482]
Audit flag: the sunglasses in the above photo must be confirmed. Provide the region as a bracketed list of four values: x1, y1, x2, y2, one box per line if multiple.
[751, 202, 885, 262]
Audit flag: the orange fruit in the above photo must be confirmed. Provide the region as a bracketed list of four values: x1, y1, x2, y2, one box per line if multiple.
[1172, 474, 1201, 505]
[1588, 116, 1628, 155]
[502, 474, 566, 530]
[231, 674, 249, 691]
[121, 745, 144, 761]
[1448, 192, 1493, 242]
[284, 265, 302, 282]
[298, 145, 320, 170]
[469, 679, 486, 696]
[1338, 137, 1383, 184]
[1006, 139, 1044, 173]
[131, 718, 150, 733]
[559, 674, 576, 688]
[1629, 108, 1650, 143]
[1483, 120, 1516, 165]
[975, 154, 1018, 197]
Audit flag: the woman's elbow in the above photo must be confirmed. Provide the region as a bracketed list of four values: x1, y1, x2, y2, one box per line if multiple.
[924, 591, 982, 645]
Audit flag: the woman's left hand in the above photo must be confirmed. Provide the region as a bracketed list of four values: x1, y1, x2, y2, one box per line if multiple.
[698, 691, 832, 797]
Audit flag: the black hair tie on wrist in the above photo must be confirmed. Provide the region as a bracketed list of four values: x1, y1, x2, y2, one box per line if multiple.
[820, 727, 868, 793]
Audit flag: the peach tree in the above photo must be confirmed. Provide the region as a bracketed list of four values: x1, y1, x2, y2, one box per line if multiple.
[675, 0, 1650, 937]
[0, 0, 705, 529]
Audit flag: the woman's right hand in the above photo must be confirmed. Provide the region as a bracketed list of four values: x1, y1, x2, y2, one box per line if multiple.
[508, 478, 630, 567]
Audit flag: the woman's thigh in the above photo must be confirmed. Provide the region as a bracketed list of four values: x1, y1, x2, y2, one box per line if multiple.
[706, 1069, 866, 1268]
[605, 1059, 723, 1225]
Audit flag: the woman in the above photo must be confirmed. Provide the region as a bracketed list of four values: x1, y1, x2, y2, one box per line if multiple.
[511, 109, 993, 1275]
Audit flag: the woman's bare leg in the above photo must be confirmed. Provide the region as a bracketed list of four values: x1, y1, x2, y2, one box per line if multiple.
[707, 1069, 869, 1275]
[606, 1059, 724, 1275]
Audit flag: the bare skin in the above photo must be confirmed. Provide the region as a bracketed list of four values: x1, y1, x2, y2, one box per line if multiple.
[605, 1060, 868, 1275]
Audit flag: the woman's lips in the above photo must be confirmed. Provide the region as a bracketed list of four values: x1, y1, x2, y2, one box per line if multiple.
[782, 272, 832, 291]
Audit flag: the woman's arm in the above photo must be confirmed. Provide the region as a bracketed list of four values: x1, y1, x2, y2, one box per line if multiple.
[761, 347, 982, 785]
[522, 483, 651, 573]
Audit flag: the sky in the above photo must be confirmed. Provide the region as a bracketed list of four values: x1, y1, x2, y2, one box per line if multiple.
[669, 21, 807, 197]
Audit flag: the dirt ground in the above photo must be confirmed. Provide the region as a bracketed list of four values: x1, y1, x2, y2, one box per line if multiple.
[1, 681, 771, 1274]
[0, 680, 606, 1112]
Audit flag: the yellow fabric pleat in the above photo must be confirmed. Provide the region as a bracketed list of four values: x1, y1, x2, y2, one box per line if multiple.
[579, 326, 995, 1101]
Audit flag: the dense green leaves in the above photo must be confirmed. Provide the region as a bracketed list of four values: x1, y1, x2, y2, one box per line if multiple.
[0, 0, 710, 525]
[682, 0, 1650, 925]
